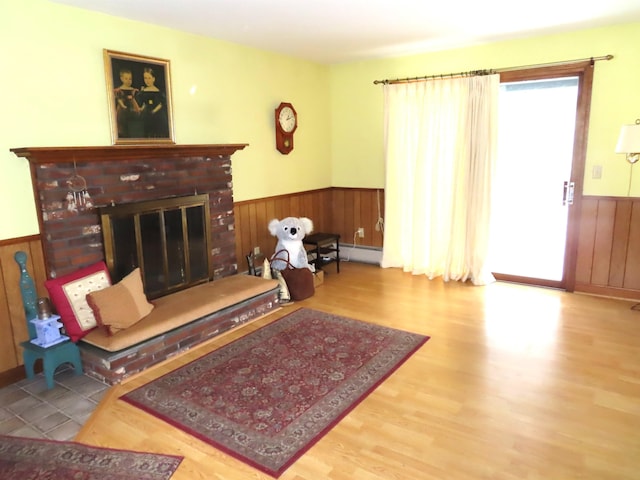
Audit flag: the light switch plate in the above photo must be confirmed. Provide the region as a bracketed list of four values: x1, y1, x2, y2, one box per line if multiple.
[592, 165, 602, 179]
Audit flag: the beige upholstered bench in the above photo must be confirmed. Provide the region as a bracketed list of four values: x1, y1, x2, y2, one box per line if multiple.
[78, 275, 280, 385]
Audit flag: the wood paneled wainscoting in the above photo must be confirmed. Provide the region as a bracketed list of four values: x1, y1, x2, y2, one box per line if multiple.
[575, 196, 640, 300]
[0, 235, 47, 386]
[234, 187, 385, 270]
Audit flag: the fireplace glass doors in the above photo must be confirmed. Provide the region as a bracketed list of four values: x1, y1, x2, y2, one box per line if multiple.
[100, 194, 212, 299]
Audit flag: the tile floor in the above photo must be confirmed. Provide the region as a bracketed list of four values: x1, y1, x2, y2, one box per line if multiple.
[0, 366, 108, 441]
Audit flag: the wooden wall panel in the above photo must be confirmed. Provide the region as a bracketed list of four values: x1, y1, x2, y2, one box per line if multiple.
[610, 201, 632, 287]
[331, 189, 346, 242]
[575, 199, 597, 284]
[0, 236, 46, 383]
[624, 202, 640, 289]
[233, 188, 384, 273]
[235, 189, 329, 271]
[591, 200, 616, 286]
[342, 190, 356, 244]
[0, 262, 15, 372]
[328, 188, 385, 248]
[576, 196, 640, 300]
[1, 243, 30, 366]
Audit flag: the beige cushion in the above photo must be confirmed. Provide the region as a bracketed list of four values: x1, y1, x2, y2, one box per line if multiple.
[86, 268, 154, 335]
[81, 275, 279, 352]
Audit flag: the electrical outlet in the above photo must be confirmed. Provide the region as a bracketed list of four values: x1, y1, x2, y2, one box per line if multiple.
[357, 227, 364, 238]
[253, 246, 260, 256]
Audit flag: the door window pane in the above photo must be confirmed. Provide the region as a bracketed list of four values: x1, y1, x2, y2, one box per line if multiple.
[488, 77, 579, 281]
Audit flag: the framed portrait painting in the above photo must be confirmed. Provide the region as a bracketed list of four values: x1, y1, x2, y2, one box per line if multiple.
[104, 49, 175, 144]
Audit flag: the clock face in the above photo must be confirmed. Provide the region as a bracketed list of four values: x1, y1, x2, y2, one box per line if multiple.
[278, 106, 296, 133]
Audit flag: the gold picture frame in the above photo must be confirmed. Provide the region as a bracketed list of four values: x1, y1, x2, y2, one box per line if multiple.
[104, 49, 175, 144]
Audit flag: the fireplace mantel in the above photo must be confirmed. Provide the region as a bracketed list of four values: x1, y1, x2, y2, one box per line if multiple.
[11, 144, 248, 164]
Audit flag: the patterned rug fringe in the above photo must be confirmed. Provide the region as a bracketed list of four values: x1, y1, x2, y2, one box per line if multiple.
[0, 434, 183, 480]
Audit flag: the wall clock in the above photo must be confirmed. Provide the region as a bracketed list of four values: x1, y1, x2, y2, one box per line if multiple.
[275, 102, 297, 154]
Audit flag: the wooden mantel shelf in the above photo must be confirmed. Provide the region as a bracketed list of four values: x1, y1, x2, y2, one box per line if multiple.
[10, 144, 249, 164]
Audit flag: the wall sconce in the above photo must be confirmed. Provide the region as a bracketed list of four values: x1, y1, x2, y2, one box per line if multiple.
[616, 119, 640, 164]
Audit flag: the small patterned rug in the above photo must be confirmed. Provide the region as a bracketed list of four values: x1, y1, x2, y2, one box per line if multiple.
[0, 435, 183, 479]
[122, 307, 429, 477]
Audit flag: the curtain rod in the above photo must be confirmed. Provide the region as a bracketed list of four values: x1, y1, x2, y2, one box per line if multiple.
[373, 54, 613, 85]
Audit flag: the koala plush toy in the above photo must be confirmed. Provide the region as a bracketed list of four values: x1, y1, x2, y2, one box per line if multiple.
[268, 217, 315, 272]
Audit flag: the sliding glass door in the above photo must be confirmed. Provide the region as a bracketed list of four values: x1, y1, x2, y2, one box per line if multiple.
[487, 63, 594, 290]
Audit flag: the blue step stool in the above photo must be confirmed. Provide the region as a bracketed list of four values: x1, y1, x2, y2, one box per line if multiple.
[15, 251, 83, 390]
[20, 337, 83, 390]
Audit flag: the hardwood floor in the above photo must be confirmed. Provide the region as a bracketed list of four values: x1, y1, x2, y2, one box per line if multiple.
[75, 262, 640, 479]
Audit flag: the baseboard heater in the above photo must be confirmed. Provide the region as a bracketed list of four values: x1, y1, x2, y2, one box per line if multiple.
[339, 244, 382, 265]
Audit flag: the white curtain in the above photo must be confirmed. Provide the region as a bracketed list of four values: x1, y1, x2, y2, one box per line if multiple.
[380, 74, 499, 285]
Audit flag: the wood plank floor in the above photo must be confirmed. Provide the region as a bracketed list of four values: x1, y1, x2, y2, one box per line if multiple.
[75, 262, 640, 479]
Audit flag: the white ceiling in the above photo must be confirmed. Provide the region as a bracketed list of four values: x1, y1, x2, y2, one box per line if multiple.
[50, 0, 640, 64]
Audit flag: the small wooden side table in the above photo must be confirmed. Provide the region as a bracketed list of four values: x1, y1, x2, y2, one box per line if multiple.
[303, 232, 341, 273]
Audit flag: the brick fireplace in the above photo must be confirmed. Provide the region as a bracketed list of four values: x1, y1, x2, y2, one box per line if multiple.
[11, 144, 248, 280]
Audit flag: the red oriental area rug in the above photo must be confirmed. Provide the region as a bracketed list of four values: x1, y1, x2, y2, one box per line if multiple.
[0, 435, 183, 479]
[121, 308, 429, 477]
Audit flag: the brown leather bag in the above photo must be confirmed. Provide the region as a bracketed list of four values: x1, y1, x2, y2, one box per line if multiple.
[271, 249, 315, 301]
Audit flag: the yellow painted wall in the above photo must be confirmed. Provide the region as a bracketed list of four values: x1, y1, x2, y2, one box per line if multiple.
[0, 0, 331, 240]
[330, 23, 640, 196]
[2, 0, 639, 242]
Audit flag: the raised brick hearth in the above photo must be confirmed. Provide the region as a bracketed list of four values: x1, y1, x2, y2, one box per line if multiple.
[79, 289, 279, 385]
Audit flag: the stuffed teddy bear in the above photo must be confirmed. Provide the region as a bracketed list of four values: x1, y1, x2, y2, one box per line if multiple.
[268, 217, 315, 272]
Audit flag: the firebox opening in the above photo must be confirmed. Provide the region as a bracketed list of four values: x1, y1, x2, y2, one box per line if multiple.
[99, 194, 213, 299]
